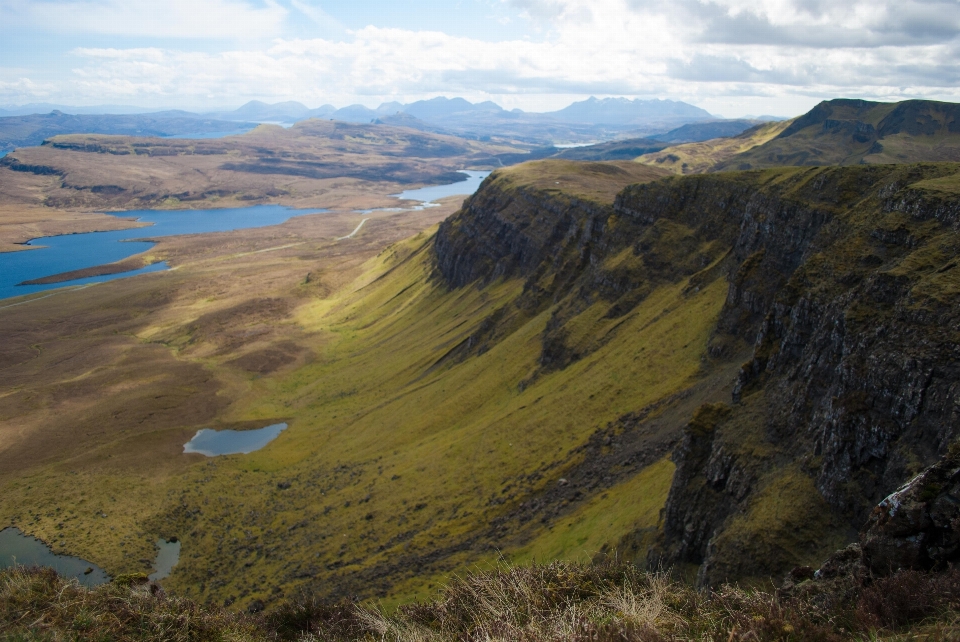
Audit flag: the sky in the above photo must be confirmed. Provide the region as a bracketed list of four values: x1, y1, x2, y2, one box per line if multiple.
[1, 0, 959, 118]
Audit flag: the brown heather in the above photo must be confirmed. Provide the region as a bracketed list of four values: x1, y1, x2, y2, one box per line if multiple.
[5, 562, 960, 641]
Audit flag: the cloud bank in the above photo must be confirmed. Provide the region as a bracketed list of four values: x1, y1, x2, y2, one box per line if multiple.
[1, 0, 958, 116]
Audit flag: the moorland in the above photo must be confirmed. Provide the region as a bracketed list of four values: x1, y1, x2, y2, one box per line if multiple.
[3, 98, 960, 640]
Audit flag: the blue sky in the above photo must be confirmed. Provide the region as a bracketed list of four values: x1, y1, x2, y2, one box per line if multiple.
[2, 0, 959, 117]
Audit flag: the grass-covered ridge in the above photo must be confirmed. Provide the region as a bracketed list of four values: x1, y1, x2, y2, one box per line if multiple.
[635, 120, 791, 174]
[637, 99, 960, 175]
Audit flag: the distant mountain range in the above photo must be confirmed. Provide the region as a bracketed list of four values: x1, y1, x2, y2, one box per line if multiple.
[0, 103, 160, 117]
[0, 111, 256, 153]
[0, 96, 780, 152]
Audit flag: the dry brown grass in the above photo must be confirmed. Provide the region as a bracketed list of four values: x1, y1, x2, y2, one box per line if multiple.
[6, 562, 960, 641]
[266, 562, 960, 641]
[0, 566, 262, 641]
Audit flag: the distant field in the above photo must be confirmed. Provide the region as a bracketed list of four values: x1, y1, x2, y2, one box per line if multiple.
[0, 120, 531, 252]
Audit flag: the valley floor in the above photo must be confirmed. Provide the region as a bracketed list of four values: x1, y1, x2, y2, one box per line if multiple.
[0, 160, 717, 609]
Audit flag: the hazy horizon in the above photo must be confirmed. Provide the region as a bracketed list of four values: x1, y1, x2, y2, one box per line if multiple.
[1, 0, 959, 119]
[0, 95, 779, 120]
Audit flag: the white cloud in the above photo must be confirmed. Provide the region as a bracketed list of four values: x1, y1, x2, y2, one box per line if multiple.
[0, 77, 58, 101]
[0, 0, 288, 38]
[2, 0, 960, 115]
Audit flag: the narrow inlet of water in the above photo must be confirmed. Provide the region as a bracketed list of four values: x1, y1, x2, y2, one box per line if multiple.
[391, 170, 489, 204]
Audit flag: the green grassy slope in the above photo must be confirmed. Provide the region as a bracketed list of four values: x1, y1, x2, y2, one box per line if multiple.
[636, 120, 791, 174]
[0, 160, 727, 611]
[713, 99, 960, 170]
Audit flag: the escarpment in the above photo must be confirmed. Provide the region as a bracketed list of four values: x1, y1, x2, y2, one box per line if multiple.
[651, 164, 960, 587]
[435, 161, 960, 587]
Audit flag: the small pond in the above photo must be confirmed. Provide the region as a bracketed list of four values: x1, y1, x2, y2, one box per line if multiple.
[149, 538, 181, 581]
[0, 527, 184, 585]
[0, 527, 110, 587]
[184, 422, 288, 457]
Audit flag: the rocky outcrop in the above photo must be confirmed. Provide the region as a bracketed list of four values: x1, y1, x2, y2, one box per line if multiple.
[647, 163, 960, 586]
[861, 444, 960, 576]
[778, 445, 960, 609]
[433, 160, 960, 587]
[433, 169, 736, 371]
[434, 175, 611, 289]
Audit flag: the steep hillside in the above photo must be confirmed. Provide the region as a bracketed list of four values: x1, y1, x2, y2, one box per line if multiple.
[435, 160, 960, 588]
[714, 99, 960, 170]
[636, 120, 791, 174]
[3, 159, 734, 610]
[5, 156, 960, 609]
[615, 164, 960, 586]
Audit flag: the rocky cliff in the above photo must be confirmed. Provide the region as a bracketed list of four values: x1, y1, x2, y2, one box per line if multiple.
[435, 160, 960, 586]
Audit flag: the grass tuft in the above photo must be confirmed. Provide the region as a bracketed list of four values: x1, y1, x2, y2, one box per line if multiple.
[0, 566, 262, 641]
[5, 562, 960, 640]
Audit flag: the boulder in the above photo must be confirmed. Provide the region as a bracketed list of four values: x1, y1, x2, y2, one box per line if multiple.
[860, 445, 960, 576]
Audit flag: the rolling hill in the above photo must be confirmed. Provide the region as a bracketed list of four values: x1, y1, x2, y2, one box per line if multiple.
[636, 120, 791, 174]
[714, 99, 960, 170]
[639, 99, 960, 174]
[0, 111, 257, 154]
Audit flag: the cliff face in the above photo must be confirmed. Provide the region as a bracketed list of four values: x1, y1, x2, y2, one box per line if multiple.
[435, 161, 960, 586]
[434, 175, 611, 290]
[434, 164, 737, 374]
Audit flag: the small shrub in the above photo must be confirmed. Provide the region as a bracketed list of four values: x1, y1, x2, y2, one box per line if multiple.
[856, 568, 960, 630]
[266, 593, 369, 641]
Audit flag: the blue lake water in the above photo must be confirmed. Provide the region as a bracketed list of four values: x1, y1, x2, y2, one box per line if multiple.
[184, 422, 288, 456]
[0, 527, 110, 587]
[0, 171, 491, 302]
[0, 205, 319, 301]
[393, 170, 489, 203]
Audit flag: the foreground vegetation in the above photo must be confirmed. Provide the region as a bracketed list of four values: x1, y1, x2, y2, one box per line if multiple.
[4, 561, 960, 641]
